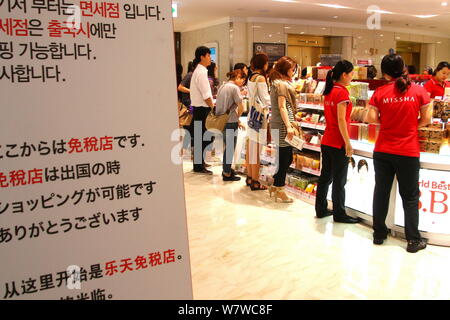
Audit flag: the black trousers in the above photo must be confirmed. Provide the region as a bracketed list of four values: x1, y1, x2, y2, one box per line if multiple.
[315, 145, 348, 217]
[273, 146, 293, 187]
[373, 152, 421, 241]
[192, 106, 211, 172]
[222, 122, 238, 174]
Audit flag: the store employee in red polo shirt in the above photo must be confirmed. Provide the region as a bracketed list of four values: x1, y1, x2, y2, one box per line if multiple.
[424, 61, 450, 99]
[315, 60, 360, 224]
[365, 54, 431, 253]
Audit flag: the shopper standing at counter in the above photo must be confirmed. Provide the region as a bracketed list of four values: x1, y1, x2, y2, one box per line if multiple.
[268, 56, 298, 203]
[207, 62, 219, 99]
[365, 54, 431, 253]
[246, 53, 270, 191]
[215, 69, 246, 182]
[424, 61, 450, 99]
[190, 46, 214, 175]
[233, 62, 249, 94]
[234, 63, 249, 79]
[315, 60, 360, 223]
[178, 61, 195, 156]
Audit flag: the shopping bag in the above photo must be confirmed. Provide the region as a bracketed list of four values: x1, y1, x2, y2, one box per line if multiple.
[284, 123, 305, 150]
[178, 103, 193, 127]
[205, 108, 230, 132]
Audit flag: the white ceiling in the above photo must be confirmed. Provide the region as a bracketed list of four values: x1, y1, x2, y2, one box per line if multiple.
[173, 0, 450, 36]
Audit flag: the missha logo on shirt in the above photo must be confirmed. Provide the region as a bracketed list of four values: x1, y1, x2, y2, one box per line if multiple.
[382, 96, 416, 104]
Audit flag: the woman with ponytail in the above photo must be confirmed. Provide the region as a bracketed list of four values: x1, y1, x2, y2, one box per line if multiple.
[315, 60, 359, 223]
[424, 61, 450, 98]
[365, 54, 431, 253]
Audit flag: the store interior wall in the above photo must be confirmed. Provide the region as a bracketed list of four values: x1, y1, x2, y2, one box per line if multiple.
[231, 21, 249, 72]
[421, 43, 437, 73]
[180, 19, 450, 81]
[180, 23, 231, 83]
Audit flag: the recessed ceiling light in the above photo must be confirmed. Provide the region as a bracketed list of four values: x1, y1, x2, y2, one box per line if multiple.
[284, 26, 292, 29]
[442, 2, 448, 6]
[318, 3, 349, 9]
[300, 32, 305, 34]
[437, 41, 442, 44]
[333, 16, 339, 19]
[379, 34, 384, 37]
[414, 15, 438, 18]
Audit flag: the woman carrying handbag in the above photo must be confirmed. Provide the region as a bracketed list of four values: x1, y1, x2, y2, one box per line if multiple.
[246, 53, 271, 191]
[267, 56, 298, 203]
[214, 70, 247, 181]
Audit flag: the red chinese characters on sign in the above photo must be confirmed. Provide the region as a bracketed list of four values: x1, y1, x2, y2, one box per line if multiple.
[68, 136, 113, 154]
[104, 250, 178, 277]
[6, 169, 43, 187]
[0, 160, 121, 189]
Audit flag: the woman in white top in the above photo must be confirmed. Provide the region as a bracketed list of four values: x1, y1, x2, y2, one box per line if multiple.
[246, 53, 271, 191]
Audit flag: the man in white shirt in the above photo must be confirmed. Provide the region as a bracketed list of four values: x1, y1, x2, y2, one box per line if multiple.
[190, 46, 215, 174]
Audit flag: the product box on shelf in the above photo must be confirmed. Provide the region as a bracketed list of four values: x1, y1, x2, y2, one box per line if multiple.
[429, 129, 445, 141]
[314, 82, 326, 95]
[418, 128, 431, 140]
[317, 67, 332, 80]
[418, 124, 446, 154]
[351, 67, 368, 80]
[292, 154, 320, 171]
[419, 139, 443, 154]
[347, 82, 369, 100]
[350, 106, 370, 123]
[299, 93, 307, 105]
[286, 174, 318, 197]
[301, 79, 319, 94]
[367, 123, 379, 143]
[349, 123, 360, 141]
[294, 79, 306, 93]
[433, 100, 450, 119]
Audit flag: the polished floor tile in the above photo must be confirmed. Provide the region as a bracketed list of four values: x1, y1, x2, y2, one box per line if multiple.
[182, 161, 450, 300]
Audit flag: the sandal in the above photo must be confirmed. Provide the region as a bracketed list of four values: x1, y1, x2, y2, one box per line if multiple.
[245, 176, 252, 187]
[274, 187, 293, 203]
[250, 180, 268, 191]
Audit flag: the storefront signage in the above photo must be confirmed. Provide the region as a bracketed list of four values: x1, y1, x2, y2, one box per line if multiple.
[395, 169, 450, 234]
[253, 43, 286, 63]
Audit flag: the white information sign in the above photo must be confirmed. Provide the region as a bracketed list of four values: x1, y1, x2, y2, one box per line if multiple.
[0, 0, 192, 300]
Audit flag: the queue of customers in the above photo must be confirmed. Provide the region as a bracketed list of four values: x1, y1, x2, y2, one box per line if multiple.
[178, 45, 444, 253]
